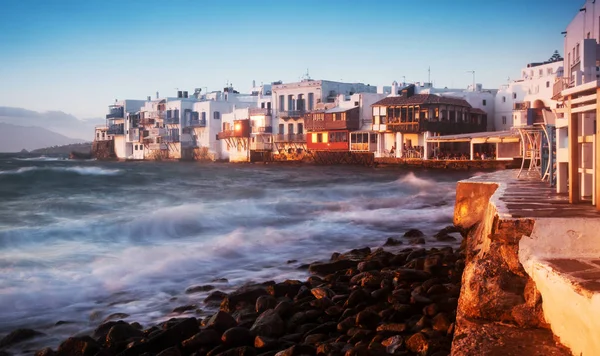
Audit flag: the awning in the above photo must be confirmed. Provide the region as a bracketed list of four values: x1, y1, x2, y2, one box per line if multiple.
[426, 130, 520, 143]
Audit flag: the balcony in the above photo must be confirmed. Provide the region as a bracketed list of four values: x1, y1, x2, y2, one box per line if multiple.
[304, 118, 360, 131]
[164, 135, 180, 143]
[147, 128, 168, 137]
[552, 78, 570, 100]
[385, 120, 486, 135]
[249, 108, 272, 116]
[139, 118, 155, 126]
[278, 110, 305, 119]
[217, 120, 251, 139]
[164, 117, 180, 125]
[107, 124, 124, 135]
[106, 106, 124, 119]
[513, 102, 530, 110]
[273, 134, 306, 143]
[252, 126, 273, 134]
[189, 119, 207, 127]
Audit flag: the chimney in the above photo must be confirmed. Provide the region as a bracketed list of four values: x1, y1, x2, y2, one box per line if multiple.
[177, 91, 182, 98]
[156, 91, 159, 99]
[147, 96, 151, 101]
[183, 91, 188, 98]
[391, 81, 399, 96]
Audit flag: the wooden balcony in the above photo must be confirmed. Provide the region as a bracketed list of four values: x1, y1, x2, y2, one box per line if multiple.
[552, 77, 570, 100]
[304, 118, 360, 131]
[385, 120, 486, 134]
[139, 118, 155, 126]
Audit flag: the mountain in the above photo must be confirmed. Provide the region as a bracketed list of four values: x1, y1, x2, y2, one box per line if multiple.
[30, 142, 92, 155]
[0, 123, 85, 152]
[0, 107, 104, 141]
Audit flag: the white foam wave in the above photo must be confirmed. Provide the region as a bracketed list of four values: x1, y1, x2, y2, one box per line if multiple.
[16, 156, 66, 162]
[0, 166, 121, 176]
[394, 172, 436, 188]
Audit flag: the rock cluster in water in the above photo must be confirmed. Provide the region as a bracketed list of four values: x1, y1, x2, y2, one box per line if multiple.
[2, 227, 464, 356]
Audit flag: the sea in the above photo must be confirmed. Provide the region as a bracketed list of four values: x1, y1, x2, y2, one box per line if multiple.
[0, 154, 477, 353]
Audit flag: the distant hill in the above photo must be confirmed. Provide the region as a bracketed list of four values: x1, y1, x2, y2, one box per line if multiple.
[0, 107, 103, 141]
[0, 122, 85, 152]
[30, 142, 92, 155]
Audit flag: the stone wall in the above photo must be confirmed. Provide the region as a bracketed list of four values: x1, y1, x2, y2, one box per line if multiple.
[375, 158, 516, 170]
[91, 141, 116, 160]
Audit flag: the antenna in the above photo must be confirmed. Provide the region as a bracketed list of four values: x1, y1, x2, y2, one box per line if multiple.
[428, 67, 431, 84]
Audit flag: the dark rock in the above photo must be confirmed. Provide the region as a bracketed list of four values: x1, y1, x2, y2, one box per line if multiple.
[393, 269, 430, 283]
[157, 346, 181, 356]
[355, 310, 381, 329]
[376, 323, 407, 333]
[221, 285, 268, 313]
[408, 237, 426, 245]
[384, 237, 403, 246]
[337, 247, 371, 261]
[256, 295, 278, 314]
[274, 300, 294, 318]
[254, 335, 278, 350]
[337, 317, 356, 334]
[388, 289, 411, 304]
[250, 309, 285, 338]
[325, 305, 343, 317]
[105, 323, 143, 349]
[35, 348, 55, 356]
[222, 327, 254, 348]
[274, 344, 316, 356]
[212, 278, 229, 283]
[405, 333, 429, 354]
[279, 333, 303, 343]
[304, 333, 327, 345]
[295, 323, 320, 335]
[0, 328, 44, 348]
[311, 287, 334, 299]
[55, 321, 72, 326]
[56, 336, 101, 356]
[344, 289, 370, 308]
[403, 229, 424, 238]
[94, 321, 122, 340]
[423, 303, 439, 317]
[182, 330, 221, 352]
[172, 305, 197, 314]
[357, 260, 381, 273]
[216, 346, 257, 356]
[381, 335, 404, 354]
[432, 313, 452, 333]
[205, 311, 238, 333]
[304, 321, 337, 336]
[267, 281, 303, 299]
[434, 233, 457, 242]
[186, 285, 215, 294]
[308, 260, 358, 275]
[120, 317, 198, 356]
[204, 291, 228, 305]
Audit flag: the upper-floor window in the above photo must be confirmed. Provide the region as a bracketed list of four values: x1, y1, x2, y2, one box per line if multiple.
[502, 96, 506, 103]
[201, 112, 206, 121]
[548, 68, 553, 75]
[546, 81, 550, 88]
[502, 116, 507, 125]
[539, 69, 543, 76]
[513, 93, 517, 99]
[482, 99, 487, 106]
[213, 111, 220, 120]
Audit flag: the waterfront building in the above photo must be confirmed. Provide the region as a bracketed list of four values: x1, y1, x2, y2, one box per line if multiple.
[99, 99, 146, 159]
[272, 78, 376, 159]
[371, 83, 488, 159]
[553, 0, 600, 209]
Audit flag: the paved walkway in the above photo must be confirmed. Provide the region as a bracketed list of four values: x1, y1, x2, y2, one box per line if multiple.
[470, 169, 600, 218]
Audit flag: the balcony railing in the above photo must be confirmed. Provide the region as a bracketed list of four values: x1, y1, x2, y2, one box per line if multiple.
[147, 128, 167, 137]
[273, 134, 306, 143]
[513, 102, 530, 110]
[106, 107, 124, 119]
[107, 125, 124, 135]
[217, 130, 246, 140]
[189, 119, 207, 127]
[164, 135, 180, 143]
[278, 110, 305, 119]
[304, 118, 360, 131]
[249, 108, 272, 116]
[552, 77, 570, 99]
[139, 118, 155, 126]
[250, 141, 273, 151]
[148, 143, 167, 150]
[252, 126, 272, 134]
[385, 120, 486, 134]
[164, 117, 180, 125]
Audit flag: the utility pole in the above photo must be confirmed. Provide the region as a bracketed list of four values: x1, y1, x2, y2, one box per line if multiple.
[466, 71, 475, 91]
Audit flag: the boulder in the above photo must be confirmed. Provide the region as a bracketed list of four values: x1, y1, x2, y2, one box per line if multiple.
[250, 310, 285, 338]
[221, 327, 253, 348]
[181, 329, 221, 352]
[256, 295, 278, 314]
[205, 311, 238, 333]
[0, 328, 44, 348]
[56, 336, 101, 356]
[308, 260, 358, 275]
[403, 229, 425, 238]
[221, 285, 268, 313]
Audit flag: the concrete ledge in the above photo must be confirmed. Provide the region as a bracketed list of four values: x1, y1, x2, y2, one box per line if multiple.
[520, 219, 600, 356]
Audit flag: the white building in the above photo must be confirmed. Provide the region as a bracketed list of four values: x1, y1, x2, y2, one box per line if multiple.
[100, 99, 146, 159]
[553, 0, 600, 209]
[271, 79, 376, 157]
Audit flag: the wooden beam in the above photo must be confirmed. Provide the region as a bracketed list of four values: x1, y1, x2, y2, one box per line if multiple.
[596, 88, 600, 210]
[568, 95, 580, 203]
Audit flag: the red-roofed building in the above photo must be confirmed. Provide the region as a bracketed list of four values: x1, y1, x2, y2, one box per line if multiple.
[370, 84, 487, 159]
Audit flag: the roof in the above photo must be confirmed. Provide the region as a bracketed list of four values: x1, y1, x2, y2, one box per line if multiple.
[471, 108, 487, 115]
[426, 130, 519, 143]
[325, 106, 356, 114]
[372, 94, 471, 108]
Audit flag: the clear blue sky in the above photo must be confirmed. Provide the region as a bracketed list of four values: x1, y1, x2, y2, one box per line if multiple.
[0, 0, 583, 119]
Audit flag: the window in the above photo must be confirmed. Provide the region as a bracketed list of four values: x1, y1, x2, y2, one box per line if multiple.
[482, 99, 487, 106]
[279, 124, 284, 134]
[308, 93, 314, 111]
[546, 81, 550, 88]
[201, 112, 206, 121]
[288, 123, 294, 134]
[279, 95, 284, 110]
[213, 111, 220, 120]
[354, 101, 359, 106]
[502, 96, 506, 103]
[502, 116, 507, 125]
[513, 93, 517, 99]
[539, 69, 543, 76]
[96, 133, 99, 139]
[317, 133, 323, 143]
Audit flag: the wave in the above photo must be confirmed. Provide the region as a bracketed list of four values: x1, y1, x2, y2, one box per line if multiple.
[0, 166, 121, 176]
[16, 156, 67, 162]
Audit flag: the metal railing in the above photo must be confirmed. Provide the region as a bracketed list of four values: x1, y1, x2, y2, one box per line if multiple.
[252, 126, 272, 133]
[249, 108, 272, 116]
[278, 110, 305, 119]
[189, 119, 207, 127]
[164, 117, 180, 125]
[106, 107, 124, 119]
[107, 125, 124, 135]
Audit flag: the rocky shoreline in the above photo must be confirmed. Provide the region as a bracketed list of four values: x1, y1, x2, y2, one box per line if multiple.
[1, 227, 464, 356]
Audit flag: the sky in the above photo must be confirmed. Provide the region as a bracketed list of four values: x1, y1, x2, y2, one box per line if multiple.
[0, 0, 584, 119]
